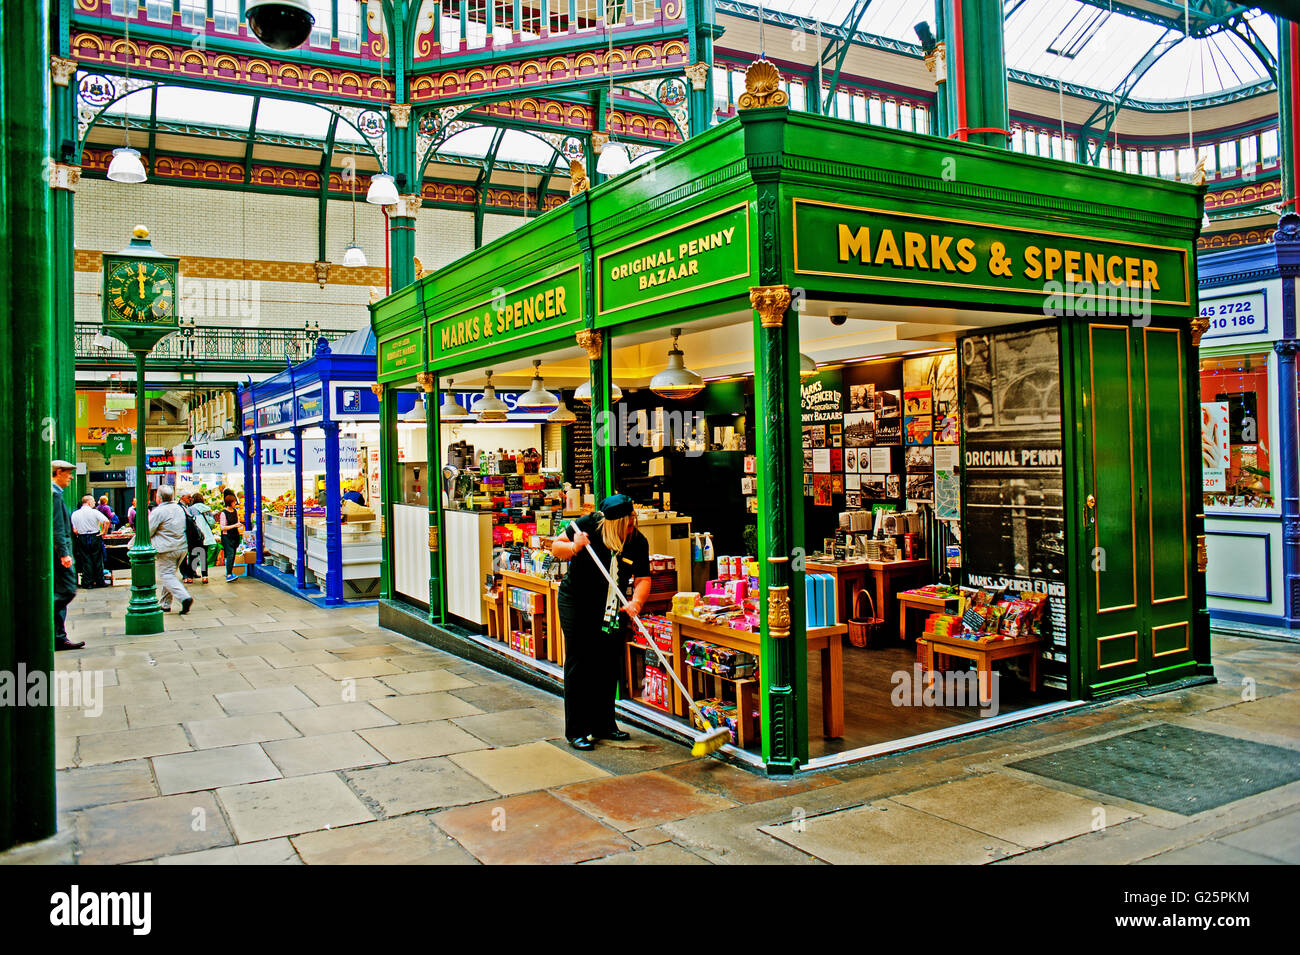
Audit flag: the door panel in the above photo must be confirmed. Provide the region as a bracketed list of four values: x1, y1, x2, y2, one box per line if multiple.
[1087, 325, 1138, 616]
[1142, 329, 1190, 607]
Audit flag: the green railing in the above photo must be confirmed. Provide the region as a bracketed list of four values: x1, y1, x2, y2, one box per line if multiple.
[75, 320, 350, 372]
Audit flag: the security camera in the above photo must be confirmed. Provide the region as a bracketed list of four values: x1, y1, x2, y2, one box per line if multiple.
[830, 311, 848, 326]
[245, 1, 315, 51]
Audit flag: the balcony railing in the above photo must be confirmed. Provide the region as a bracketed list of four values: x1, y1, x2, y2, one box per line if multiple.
[76, 320, 350, 371]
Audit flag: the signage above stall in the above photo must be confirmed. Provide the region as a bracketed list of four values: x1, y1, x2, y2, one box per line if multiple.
[188, 439, 359, 474]
[254, 388, 323, 432]
[428, 267, 582, 366]
[1198, 290, 1268, 342]
[333, 384, 421, 420]
[792, 199, 1191, 308]
[378, 331, 425, 383]
[597, 203, 751, 320]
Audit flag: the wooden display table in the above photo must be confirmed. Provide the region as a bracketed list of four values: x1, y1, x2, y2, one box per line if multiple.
[806, 558, 929, 636]
[896, 589, 952, 642]
[666, 614, 847, 739]
[917, 631, 1043, 706]
[499, 570, 566, 665]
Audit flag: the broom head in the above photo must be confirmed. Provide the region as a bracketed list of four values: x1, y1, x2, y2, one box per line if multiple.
[690, 725, 731, 757]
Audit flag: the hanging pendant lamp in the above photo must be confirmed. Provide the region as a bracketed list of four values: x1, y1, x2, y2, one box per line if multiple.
[108, 15, 147, 184]
[596, 142, 631, 177]
[547, 394, 577, 425]
[366, 172, 399, 205]
[574, 379, 622, 405]
[800, 352, 818, 377]
[441, 379, 470, 419]
[650, 327, 705, 400]
[516, 360, 560, 414]
[403, 393, 427, 422]
[473, 370, 510, 422]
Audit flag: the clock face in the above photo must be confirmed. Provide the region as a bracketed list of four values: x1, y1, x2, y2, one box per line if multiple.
[104, 259, 175, 325]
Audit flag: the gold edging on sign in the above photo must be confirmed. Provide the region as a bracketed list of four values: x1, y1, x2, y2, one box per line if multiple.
[789, 197, 1192, 308]
[377, 331, 424, 382]
[596, 202, 752, 317]
[1152, 621, 1190, 658]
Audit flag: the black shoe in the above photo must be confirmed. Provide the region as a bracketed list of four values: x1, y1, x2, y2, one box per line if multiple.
[594, 729, 631, 741]
[179, 597, 194, 615]
[55, 637, 85, 651]
[567, 736, 594, 751]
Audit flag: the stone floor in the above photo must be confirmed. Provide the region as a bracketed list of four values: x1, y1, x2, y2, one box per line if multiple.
[3, 575, 1297, 865]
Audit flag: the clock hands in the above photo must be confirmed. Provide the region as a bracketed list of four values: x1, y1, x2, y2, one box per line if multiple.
[137, 262, 147, 299]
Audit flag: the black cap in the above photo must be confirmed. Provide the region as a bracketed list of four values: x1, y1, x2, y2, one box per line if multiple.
[599, 493, 634, 519]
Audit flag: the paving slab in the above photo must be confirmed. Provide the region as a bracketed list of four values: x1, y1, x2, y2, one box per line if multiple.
[291, 814, 478, 865]
[554, 771, 737, 831]
[153, 743, 283, 794]
[186, 712, 301, 750]
[315, 659, 405, 681]
[371, 691, 484, 723]
[74, 792, 233, 865]
[155, 838, 302, 865]
[215, 685, 317, 717]
[1218, 809, 1300, 864]
[1137, 841, 1282, 864]
[282, 702, 397, 736]
[434, 791, 633, 865]
[450, 741, 609, 795]
[262, 731, 388, 776]
[57, 761, 158, 812]
[358, 720, 490, 762]
[582, 842, 710, 865]
[450, 707, 564, 748]
[378, 670, 476, 695]
[660, 760, 843, 805]
[297, 678, 398, 707]
[217, 773, 374, 843]
[126, 697, 226, 729]
[77, 724, 193, 766]
[344, 757, 498, 816]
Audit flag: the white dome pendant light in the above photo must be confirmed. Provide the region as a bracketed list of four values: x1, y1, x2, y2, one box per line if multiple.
[516, 360, 560, 414]
[650, 327, 705, 400]
[107, 14, 146, 184]
[548, 394, 578, 425]
[441, 379, 470, 419]
[574, 379, 622, 405]
[473, 370, 510, 423]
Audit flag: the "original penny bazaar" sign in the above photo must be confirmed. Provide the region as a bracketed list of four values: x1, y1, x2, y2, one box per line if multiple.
[792, 199, 1190, 307]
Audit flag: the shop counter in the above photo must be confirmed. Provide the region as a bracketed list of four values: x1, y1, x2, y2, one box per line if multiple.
[667, 614, 846, 739]
[261, 513, 381, 599]
[806, 558, 929, 636]
[444, 508, 494, 625]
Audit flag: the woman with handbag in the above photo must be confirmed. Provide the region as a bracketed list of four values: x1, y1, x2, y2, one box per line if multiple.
[217, 489, 245, 582]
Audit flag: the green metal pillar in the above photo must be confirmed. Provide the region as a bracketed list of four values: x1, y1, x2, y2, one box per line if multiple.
[385, 0, 418, 294]
[742, 105, 807, 771]
[50, 2, 77, 491]
[1, 0, 58, 852]
[125, 351, 164, 635]
[685, 0, 719, 136]
[936, 0, 1009, 148]
[378, 383, 396, 601]
[1280, 19, 1298, 210]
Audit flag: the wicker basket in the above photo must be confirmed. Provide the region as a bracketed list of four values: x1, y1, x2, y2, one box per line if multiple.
[846, 589, 885, 648]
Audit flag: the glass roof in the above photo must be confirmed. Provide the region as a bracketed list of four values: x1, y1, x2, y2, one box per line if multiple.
[747, 0, 1277, 102]
[437, 127, 559, 166]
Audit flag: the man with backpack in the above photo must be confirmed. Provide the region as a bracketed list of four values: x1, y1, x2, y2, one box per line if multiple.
[148, 485, 194, 615]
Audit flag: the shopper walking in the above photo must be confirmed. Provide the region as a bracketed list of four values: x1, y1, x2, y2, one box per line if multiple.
[217, 489, 244, 582]
[550, 494, 651, 750]
[71, 495, 109, 588]
[178, 493, 215, 584]
[149, 485, 193, 615]
[51, 461, 84, 651]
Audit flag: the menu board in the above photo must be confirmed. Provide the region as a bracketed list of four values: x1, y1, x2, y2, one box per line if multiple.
[567, 406, 594, 490]
[958, 325, 1067, 689]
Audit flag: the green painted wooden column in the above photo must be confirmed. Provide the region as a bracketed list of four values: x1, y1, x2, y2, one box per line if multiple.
[935, 0, 1009, 149]
[571, 190, 610, 501]
[1280, 20, 1298, 210]
[684, 0, 718, 136]
[421, 372, 446, 623]
[741, 103, 807, 771]
[1, 0, 58, 851]
[376, 382, 395, 601]
[49, 21, 78, 489]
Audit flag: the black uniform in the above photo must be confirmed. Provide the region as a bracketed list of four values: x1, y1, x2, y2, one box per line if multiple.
[52, 484, 77, 640]
[557, 513, 650, 740]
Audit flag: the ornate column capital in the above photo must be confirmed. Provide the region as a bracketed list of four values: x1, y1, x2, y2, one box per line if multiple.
[370, 383, 384, 399]
[569, 160, 589, 196]
[1274, 338, 1300, 358]
[390, 103, 411, 128]
[312, 260, 330, 288]
[684, 62, 709, 91]
[576, 329, 603, 359]
[1190, 315, 1211, 347]
[590, 130, 609, 155]
[416, 371, 435, 393]
[428, 526, 439, 553]
[767, 586, 791, 639]
[923, 42, 946, 82]
[414, 256, 428, 280]
[750, 285, 792, 328]
[737, 58, 789, 110]
[49, 55, 77, 87]
[1196, 534, 1208, 574]
[50, 163, 81, 192]
[386, 193, 423, 219]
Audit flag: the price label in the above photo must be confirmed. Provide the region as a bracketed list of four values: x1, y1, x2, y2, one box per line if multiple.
[1199, 291, 1267, 341]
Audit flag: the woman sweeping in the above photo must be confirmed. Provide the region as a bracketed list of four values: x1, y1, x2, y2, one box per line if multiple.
[551, 494, 651, 751]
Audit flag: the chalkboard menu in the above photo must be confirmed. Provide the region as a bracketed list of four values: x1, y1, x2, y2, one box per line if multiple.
[959, 323, 1068, 690]
[567, 404, 594, 490]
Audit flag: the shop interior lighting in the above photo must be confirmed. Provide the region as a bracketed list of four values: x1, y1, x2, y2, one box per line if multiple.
[516, 360, 560, 414]
[440, 379, 470, 419]
[547, 395, 578, 425]
[473, 370, 510, 422]
[800, 353, 818, 377]
[402, 393, 427, 423]
[650, 328, 705, 400]
[574, 379, 622, 404]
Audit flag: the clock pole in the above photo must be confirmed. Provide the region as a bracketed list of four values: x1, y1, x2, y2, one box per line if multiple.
[125, 347, 164, 635]
[100, 226, 179, 636]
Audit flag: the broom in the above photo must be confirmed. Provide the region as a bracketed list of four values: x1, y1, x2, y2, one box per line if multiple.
[569, 522, 732, 757]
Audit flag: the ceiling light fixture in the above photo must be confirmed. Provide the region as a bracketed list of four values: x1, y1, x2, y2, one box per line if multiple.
[366, 172, 399, 205]
[650, 327, 705, 400]
[574, 379, 622, 404]
[800, 352, 818, 377]
[473, 370, 510, 422]
[107, 13, 147, 184]
[547, 394, 578, 425]
[441, 379, 470, 419]
[516, 360, 560, 414]
[402, 393, 427, 422]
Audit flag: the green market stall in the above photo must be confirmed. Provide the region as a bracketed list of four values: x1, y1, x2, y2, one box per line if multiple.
[371, 81, 1209, 775]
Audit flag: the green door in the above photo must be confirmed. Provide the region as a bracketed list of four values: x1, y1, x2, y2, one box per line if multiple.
[1079, 322, 1195, 695]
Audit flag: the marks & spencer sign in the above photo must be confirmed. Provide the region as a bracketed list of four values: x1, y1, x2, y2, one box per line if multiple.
[430, 267, 582, 364]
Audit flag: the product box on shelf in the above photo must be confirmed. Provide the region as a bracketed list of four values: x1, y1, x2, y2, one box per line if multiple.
[671, 592, 700, 616]
[632, 614, 674, 654]
[642, 665, 672, 710]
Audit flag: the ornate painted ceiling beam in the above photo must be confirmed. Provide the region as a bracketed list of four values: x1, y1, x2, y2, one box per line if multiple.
[243, 95, 261, 185]
[474, 127, 508, 248]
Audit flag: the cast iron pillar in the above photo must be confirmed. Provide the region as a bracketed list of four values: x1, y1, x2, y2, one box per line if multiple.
[1275, 214, 1300, 628]
[49, 33, 78, 487]
[1280, 21, 1299, 212]
[376, 382, 395, 601]
[1, 0, 58, 851]
[741, 97, 807, 771]
[323, 418, 344, 605]
[934, 0, 1009, 148]
[124, 351, 164, 635]
[419, 371, 444, 622]
[684, 0, 719, 136]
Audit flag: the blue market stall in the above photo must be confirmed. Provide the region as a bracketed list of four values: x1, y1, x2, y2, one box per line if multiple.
[237, 329, 419, 605]
[1196, 214, 1300, 631]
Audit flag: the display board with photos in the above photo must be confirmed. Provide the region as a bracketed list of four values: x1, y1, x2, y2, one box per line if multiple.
[958, 324, 1067, 690]
[802, 368, 845, 507]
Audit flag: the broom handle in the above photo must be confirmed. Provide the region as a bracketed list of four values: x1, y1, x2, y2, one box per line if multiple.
[568, 523, 708, 725]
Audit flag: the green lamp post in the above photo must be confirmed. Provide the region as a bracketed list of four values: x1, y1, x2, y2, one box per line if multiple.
[100, 226, 180, 636]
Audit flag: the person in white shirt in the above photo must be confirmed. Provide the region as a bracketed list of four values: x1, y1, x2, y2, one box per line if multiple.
[148, 485, 193, 614]
[71, 495, 109, 589]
